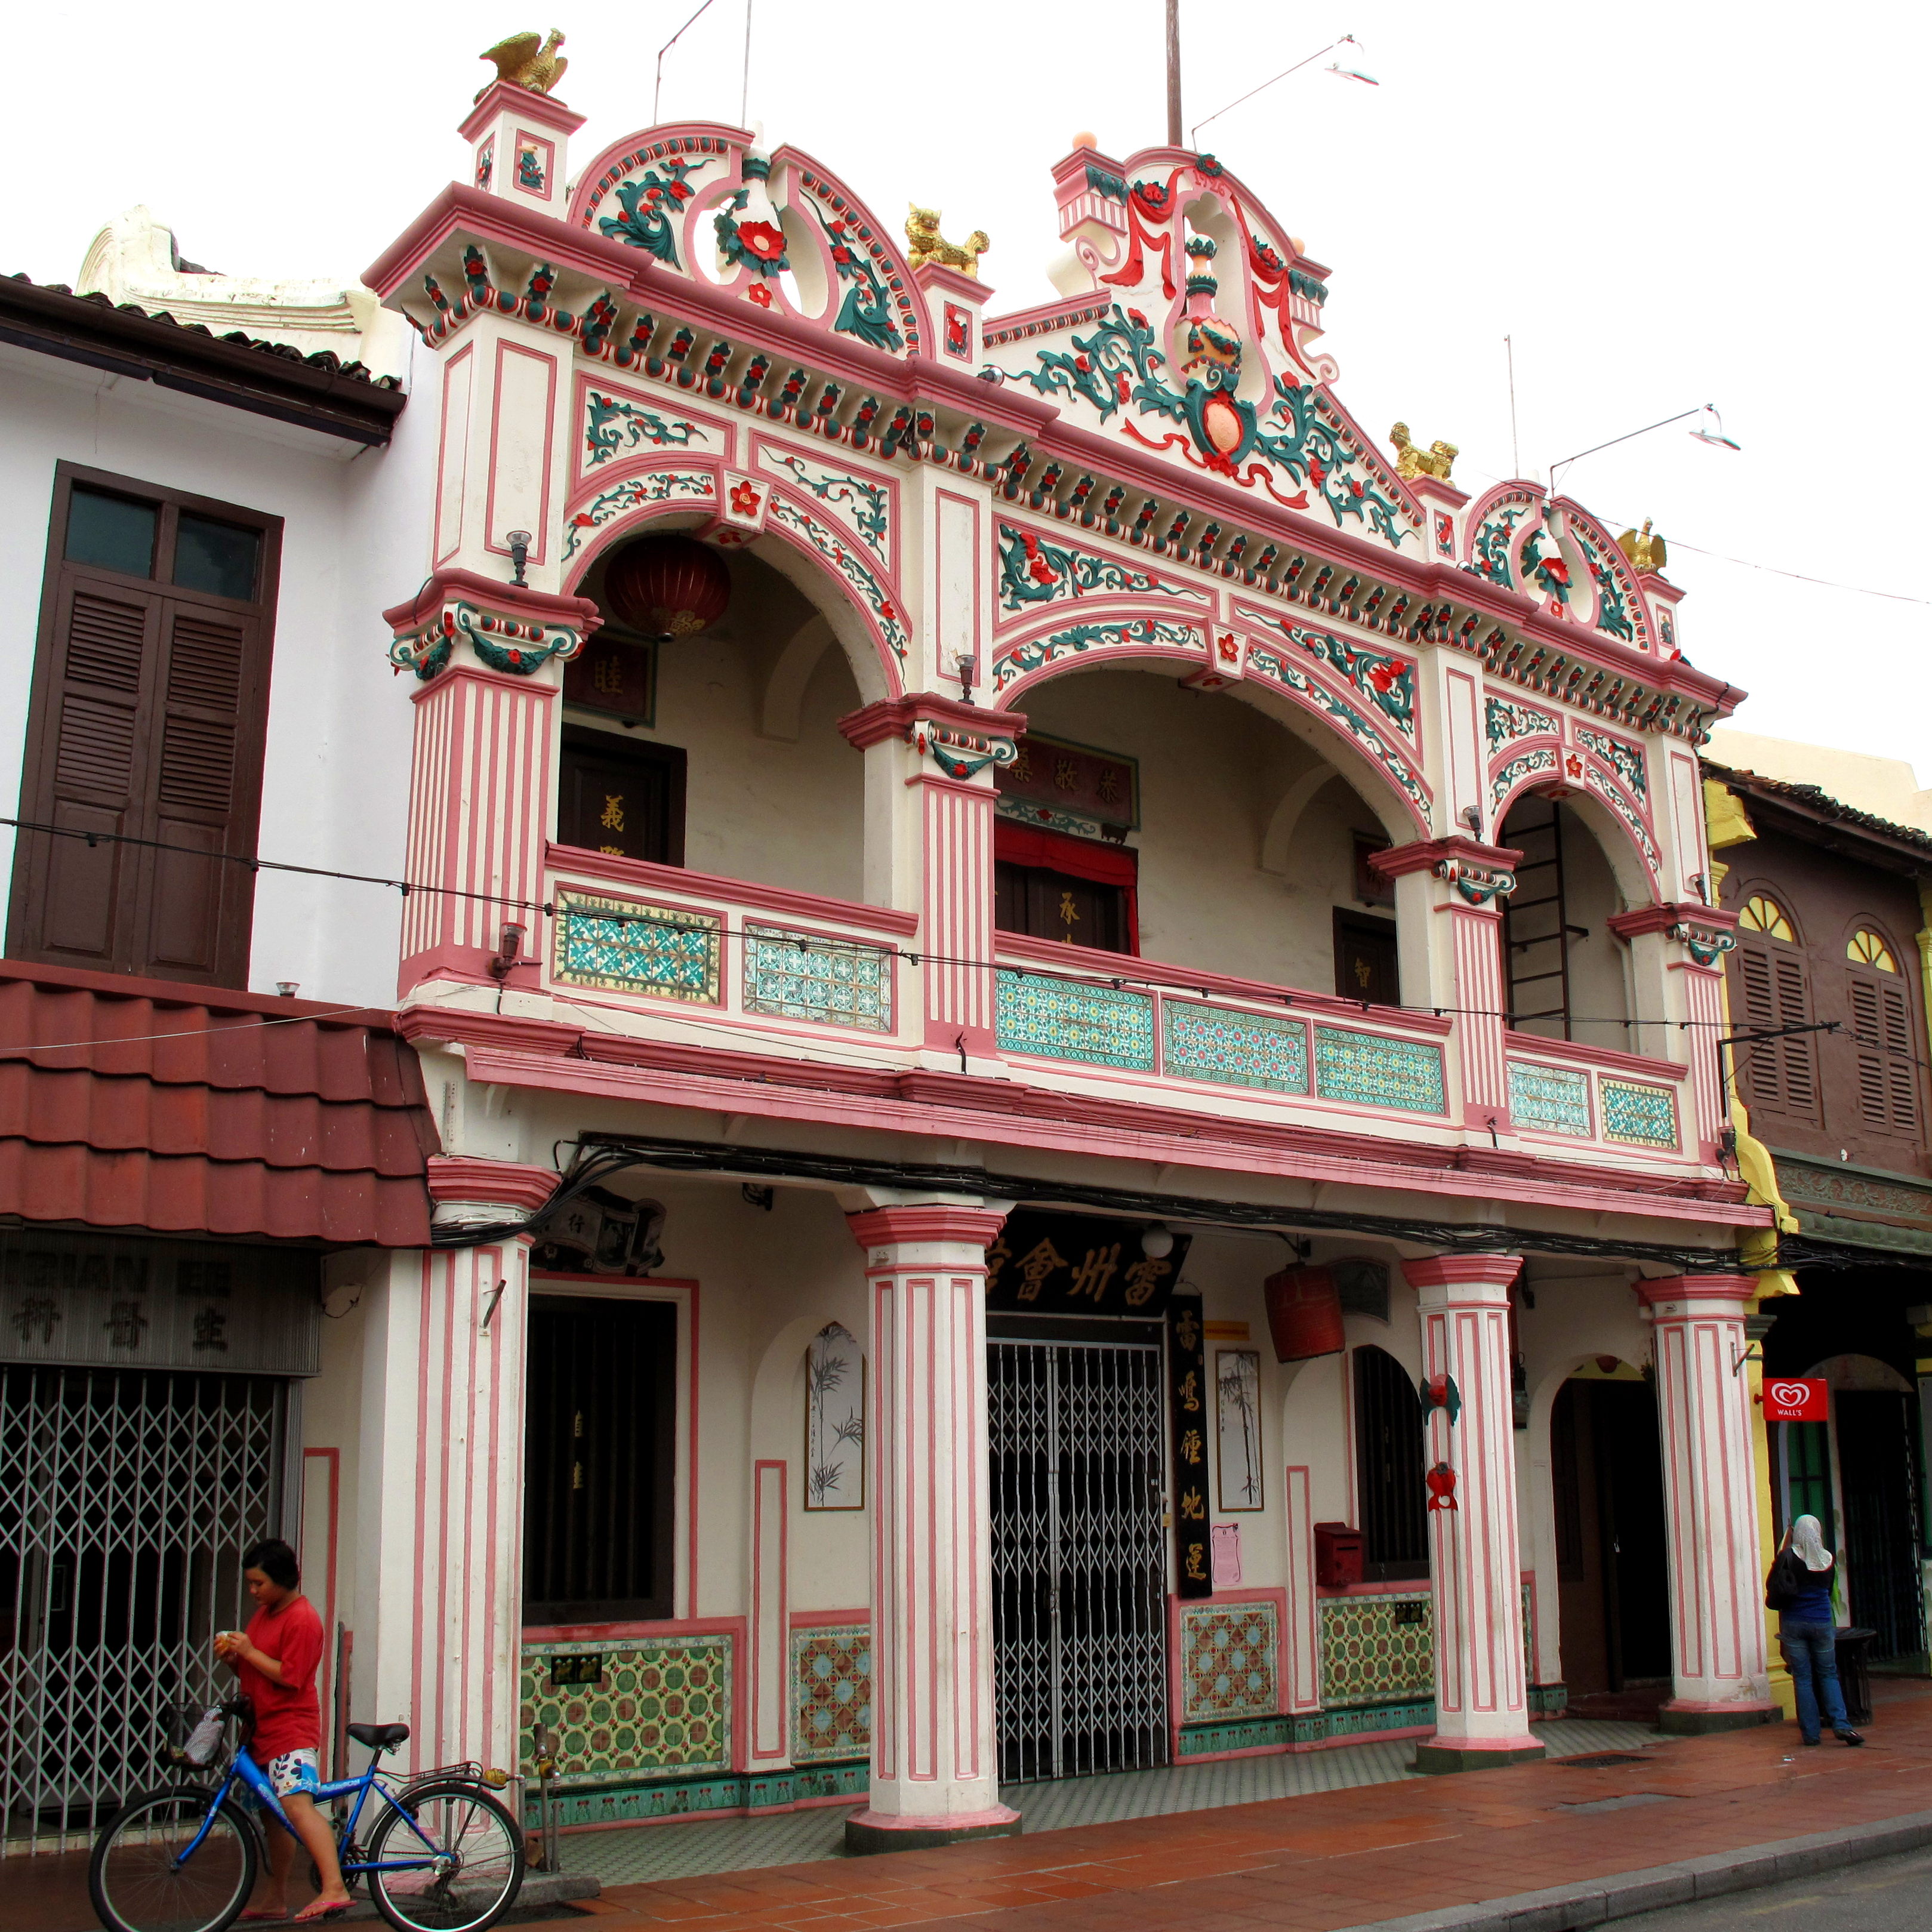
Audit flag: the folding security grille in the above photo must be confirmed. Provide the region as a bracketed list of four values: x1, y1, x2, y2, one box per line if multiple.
[0, 1366, 286, 1853]
[988, 1338, 1169, 1784]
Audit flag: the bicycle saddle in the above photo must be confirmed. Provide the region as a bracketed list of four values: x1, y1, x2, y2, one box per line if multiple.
[347, 1722, 411, 1751]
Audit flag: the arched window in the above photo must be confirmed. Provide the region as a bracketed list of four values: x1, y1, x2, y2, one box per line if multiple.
[1733, 888, 1816, 1121]
[1738, 894, 1795, 940]
[1353, 1346, 1428, 1580]
[1845, 927, 1918, 1135]
[1847, 929, 1899, 972]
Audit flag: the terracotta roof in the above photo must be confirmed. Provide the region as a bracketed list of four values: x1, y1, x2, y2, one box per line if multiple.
[0, 274, 407, 445]
[1702, 757, 1932, 865]
[0, 960, 439, 1247]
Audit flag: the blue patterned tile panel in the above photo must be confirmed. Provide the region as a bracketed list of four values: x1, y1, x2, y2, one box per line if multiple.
[1508, 1061, 1593, 1138]
[996, 969, 1155, 1070]
[1180, 1601, 1281, 1723]
[790, 1625, 871, 1762]
[553, 888, 720, 1002]
[742, 924, 892, 1032]
[1600, 1077, 1679, 1149]
[1163, 1001, 1309, 1095]
[1312, 1025, 1447, 1114]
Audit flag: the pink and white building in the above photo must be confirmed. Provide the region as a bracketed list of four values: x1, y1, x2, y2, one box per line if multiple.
[0, 72, 1790, 1854]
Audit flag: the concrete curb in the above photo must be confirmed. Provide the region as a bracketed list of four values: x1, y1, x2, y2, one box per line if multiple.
[1337, 1810, 1932, 1932]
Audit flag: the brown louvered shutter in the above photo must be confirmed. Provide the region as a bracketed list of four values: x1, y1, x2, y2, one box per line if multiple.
[1848, 970, 1921, 1136]
[8, 469, 276, 987]
[1736, 940, 1816, 1120]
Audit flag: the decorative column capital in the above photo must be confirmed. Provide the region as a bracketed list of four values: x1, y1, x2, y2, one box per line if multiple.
[1607, 902, 1740, 967]
[846, 1203, 1007, 1253]
[1372, 836, 1521, 907]
[838, 694, 1027, 781]
[1636, 1272, 1757, 1318]
[427, 1154, 559, 1219]
[1403, 1253, 1523, 1301]
[383, 568, 601, 682]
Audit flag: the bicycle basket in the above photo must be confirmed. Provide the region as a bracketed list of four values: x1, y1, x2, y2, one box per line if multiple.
[162, 1702, 230, 1770]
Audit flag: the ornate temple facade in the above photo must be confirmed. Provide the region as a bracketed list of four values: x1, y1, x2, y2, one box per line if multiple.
[0, 65, 1795, 1856]
[331, 75, 1785, 1846]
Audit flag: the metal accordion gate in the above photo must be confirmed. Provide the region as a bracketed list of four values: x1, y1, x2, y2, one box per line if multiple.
[0, 1365, 288, 1852]
[988, 1336, 1169, 1783]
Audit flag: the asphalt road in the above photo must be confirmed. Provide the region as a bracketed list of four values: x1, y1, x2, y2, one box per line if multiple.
[1629, 1845, 1932, 1928]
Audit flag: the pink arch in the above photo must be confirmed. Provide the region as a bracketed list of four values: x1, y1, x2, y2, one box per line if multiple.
[562, 478, 905, 700]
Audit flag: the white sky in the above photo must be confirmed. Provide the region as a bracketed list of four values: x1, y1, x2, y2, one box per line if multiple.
[13, 2, 1928, 774]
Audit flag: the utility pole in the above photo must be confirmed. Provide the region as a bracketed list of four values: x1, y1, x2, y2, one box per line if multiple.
[1166, 0, 1182, 146]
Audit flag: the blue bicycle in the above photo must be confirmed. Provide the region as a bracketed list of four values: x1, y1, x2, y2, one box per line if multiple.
[88, 1703, 525, 1932]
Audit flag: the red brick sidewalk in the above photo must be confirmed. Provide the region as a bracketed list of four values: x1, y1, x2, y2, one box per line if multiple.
[10, 1684, 1930, 1932]
[540, 1681, 1932, 1932]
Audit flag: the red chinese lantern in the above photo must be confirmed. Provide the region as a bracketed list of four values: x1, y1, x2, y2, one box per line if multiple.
[602, 534, 731, 639]
[1263, 1265, 1345, 1363]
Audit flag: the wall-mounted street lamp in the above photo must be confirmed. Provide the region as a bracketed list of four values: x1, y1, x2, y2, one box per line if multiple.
[506, 529, 532, 587]
[1548, 405, 1739, 494]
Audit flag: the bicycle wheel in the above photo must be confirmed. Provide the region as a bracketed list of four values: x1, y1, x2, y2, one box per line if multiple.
[90, 1786, 260, 1932]
[366, 1782, 525, 1932]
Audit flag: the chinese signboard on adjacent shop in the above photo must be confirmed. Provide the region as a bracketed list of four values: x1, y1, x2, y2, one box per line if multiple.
[984, 1210, 1190, 1316]
[1762, 1376, 1829, 1423]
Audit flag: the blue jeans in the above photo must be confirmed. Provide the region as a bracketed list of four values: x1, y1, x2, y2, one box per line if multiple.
[1781, 1620, 1850, 1740]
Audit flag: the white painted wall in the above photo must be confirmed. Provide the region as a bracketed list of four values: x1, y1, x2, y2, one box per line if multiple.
[1014, 666, 1389, 992]
[0, 331, 434, 1007]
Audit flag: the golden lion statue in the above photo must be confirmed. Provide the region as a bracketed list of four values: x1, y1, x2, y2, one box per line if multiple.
[905, 205, 990, 278]
[1390, 422, 1458, 483]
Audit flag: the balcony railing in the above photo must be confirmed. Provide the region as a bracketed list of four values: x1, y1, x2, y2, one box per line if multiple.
[1503, 1030, 1687, 1155]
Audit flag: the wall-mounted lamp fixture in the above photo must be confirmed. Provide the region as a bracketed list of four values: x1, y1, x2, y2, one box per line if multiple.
[488, 922, 527, 982]
[954, 650, 978, 705]
[1140, 1223, 1175, 1259]
[507, 530, 532, 587]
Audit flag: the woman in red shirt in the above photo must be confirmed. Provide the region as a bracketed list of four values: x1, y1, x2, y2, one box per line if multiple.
[215, 1537, 352, 1923]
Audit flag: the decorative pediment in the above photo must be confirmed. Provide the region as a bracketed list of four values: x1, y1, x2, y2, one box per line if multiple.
[567, 124, 929, 358]
[980, 146, 1425, 554]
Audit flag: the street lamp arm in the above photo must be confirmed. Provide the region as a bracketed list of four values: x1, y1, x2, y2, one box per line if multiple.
[1191, 36, 1358, 146]
[1548, 406, 1714, 490]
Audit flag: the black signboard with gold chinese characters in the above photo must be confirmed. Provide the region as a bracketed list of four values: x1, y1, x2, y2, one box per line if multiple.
[563, 628, 656, 724]
[1167, 1293, 1212, 1597]
[984, 1211, 1190, 1318]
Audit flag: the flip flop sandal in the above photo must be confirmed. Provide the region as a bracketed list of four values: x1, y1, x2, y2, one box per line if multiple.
[292, 1911, 350, 1926]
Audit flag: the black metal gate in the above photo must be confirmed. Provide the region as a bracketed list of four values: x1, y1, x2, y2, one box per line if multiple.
[988, 1337, 1168, 1783]
[1837, 1391, 1927, 1665]
[0, 1366, 286, 1851]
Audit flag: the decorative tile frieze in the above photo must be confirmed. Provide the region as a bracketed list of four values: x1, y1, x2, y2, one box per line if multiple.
[553, 888, 721, 1002]
[1773, 1156, 1932, 1221]
[790, 1623, 871, 1762]
[1313, 1027, 1447, 1114]
[520, 1635, 732, 1785]
[1600, 1078, 1678, 1150]
[996, 969, 1155, 1070]
[1491, 745, 1557, 806]
[1320, 1594, 1433, 1707]
[742, 924, 892, 1031]
[1509, 1061, 1593, 1138]
[1181, 1600, 1280, 1723]
[1163, 1000, 1308, 1095]
[1485, 695, 1557, 750]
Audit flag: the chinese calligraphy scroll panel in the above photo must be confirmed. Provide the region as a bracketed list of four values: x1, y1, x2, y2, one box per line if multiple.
[984, 1210, 1190, 1318]
[1169, 1295, 1212, 1598]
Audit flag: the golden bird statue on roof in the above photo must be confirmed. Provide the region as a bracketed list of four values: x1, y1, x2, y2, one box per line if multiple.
[1617, 519, 1668, 574]
[476, 29, 569, 101]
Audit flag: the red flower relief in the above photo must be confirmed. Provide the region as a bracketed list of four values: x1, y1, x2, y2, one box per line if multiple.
[1074, 354, 1091, 372]
[1308, 460, 1326, 485]
[1030, 557, 1055, 583]
[729, 481, 762, 516]
[745, 284, 774, 307]
[1367, 664, 1398, 692]
[736, 219, 785, 260]
[1349, 479, 1364, 497]
[877, 602, 898, 624]
[832, 245, 853, 264]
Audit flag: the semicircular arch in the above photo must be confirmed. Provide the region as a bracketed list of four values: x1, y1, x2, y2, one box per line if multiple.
[564, 482, 902, 704]
[991, 634, 1429, 842]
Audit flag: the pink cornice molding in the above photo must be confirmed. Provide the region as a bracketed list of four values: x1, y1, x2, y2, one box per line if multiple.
[847, 1204, 1008, 1250]
[1372, 836, 1523, 882]
[838, 692, 1030, 752]
[382, 566, 602, 637]
[1502, 1029, 1687, 1086]
[1402, 1253, 1524, 1290]
[1635, 1273, 1757, 1311]
[458, 81, 588, 144]
[1606, 903, 1740, 941]
[427, 1153, 559, 1212]
[911, 259, 991, 307]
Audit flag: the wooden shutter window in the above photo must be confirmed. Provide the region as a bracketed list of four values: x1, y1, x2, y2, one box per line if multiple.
[1736, 939, 1817, 1120]
[8, 465, 279, 987]
[1848, 969, 1919, 1135]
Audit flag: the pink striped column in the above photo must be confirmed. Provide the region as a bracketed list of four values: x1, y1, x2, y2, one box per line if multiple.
[843, 1204, 1019, 1853]
[1372, 838, 1521, 1132]
[354, 1157, 554, 1776]
[1639, 1275, 1776, 1733]
[917, 774, 996, 1054]
[1404, 1254, 1545, 1773]
[384, 572, 600, 993]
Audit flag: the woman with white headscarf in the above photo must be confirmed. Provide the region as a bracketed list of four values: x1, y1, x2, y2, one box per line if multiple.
[1765, 1515, 1863, 1746]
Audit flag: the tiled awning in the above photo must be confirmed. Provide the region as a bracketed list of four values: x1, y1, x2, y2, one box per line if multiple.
[0, 961, 439, 1247]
